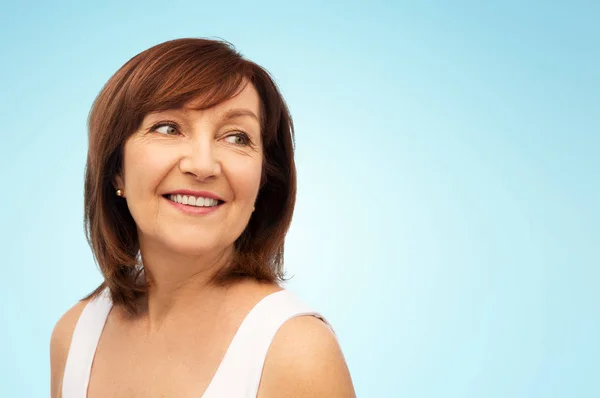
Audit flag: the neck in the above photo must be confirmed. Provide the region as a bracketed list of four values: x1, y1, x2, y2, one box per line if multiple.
[136, 238, 235, 332]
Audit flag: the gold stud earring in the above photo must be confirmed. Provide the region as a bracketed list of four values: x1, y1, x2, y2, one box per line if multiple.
[116, 189, 123, 197]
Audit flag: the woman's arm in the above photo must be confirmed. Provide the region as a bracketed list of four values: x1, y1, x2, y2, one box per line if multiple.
[258, 316, 356, 397]
[49, 300, 89, 398]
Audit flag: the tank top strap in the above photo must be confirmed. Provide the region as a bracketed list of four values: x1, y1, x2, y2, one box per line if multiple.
[202, 289, 335, 397]
[61, 288, 113, 398]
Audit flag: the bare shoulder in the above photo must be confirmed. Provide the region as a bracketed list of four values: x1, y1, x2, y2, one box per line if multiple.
[258, 315, 356, 398]
[49, 298, 91, 398]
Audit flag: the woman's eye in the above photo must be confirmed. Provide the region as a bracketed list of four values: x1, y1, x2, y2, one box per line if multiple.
[153, 123, 179, 135]
[224, 132, 250, 146]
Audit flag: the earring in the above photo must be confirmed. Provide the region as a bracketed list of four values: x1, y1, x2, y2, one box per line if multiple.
[116, 189, 123, 197]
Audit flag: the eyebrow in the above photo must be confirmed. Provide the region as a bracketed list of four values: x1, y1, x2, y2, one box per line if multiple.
[219, 108, 260, 123]
[148, 107, 260, 125]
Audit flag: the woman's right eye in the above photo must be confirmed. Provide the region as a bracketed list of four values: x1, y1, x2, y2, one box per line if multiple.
[152, 123, 179, 135]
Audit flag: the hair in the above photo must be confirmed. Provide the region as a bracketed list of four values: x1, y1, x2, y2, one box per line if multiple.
[83, 38, 296, 315]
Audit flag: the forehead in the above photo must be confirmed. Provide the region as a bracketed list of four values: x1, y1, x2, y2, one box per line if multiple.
[183, 81, 261, 117]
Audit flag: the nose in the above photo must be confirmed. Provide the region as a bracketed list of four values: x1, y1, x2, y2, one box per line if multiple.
[178, 138, 221, 181]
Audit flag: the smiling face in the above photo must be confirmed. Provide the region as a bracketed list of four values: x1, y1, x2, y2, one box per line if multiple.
[114, 82, 263, 260]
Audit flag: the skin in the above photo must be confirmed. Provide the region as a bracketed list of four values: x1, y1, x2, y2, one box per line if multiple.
[50, 81, 355, 397]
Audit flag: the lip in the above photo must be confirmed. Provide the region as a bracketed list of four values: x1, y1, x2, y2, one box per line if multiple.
[163, 195, 224, 215]
[164, 190, 225, 201]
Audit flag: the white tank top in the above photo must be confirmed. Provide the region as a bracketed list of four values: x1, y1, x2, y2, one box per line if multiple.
[61, 288, 334, 397]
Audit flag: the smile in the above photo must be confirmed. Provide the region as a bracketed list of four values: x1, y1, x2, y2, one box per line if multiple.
[162, 194, 225, 215]
[166, 194, 222, 207]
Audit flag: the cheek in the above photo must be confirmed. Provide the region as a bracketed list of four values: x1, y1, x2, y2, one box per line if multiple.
[225, 156, 263, 204]
[124, 143, 170, 196]
[122, 143, 173, 230]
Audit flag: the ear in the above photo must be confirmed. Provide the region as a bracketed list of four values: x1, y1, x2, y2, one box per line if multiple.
[113, 173, 124, 192]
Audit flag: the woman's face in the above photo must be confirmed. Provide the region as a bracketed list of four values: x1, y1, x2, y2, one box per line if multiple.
[115, 82, 263, 258]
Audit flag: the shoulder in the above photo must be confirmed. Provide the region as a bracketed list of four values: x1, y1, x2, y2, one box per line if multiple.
[49, 298, 91, 398]
[257, 315, 356, 397]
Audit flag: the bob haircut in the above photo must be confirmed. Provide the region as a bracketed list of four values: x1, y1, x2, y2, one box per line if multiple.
[83, 38, 296, 315]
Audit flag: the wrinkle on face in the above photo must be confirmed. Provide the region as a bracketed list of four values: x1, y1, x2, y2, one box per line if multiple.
[119, 81, 264, 264]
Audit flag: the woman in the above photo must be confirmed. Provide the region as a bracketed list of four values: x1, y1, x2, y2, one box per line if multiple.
[50, 38, 355, 397]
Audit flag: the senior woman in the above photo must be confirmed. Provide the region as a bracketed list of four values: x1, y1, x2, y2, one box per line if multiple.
[49, 38, 355, 397]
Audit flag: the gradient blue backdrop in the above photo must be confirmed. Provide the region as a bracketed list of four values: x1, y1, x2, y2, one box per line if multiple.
[1, 1, 598, 397]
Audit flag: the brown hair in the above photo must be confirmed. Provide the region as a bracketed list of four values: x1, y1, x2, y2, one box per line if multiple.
[83, 38, 296, 315]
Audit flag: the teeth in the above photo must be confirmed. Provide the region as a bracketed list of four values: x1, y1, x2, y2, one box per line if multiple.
[168, 194, 220, 207]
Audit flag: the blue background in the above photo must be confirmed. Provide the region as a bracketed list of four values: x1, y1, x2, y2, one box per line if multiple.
[1, 1, 598, 397]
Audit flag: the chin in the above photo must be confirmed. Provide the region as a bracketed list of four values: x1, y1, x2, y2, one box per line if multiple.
[162, 237, 226, 257]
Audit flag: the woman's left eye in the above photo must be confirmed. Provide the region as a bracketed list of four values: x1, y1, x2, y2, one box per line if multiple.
[224, 132, 251, 146]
